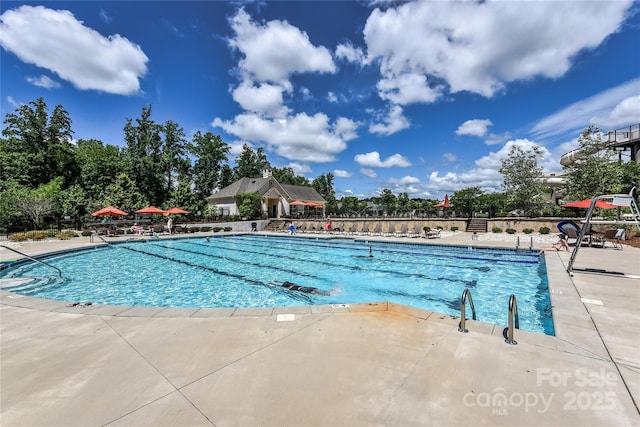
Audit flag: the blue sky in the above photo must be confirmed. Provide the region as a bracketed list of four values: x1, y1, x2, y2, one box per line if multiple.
[1, 1, 639, 201]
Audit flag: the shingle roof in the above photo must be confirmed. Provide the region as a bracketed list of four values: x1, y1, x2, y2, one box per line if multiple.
[207, 178, 325, 203]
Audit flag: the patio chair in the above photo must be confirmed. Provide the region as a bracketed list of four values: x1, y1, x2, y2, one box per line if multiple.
[408, 223, 423, 238]
[603, 229, 623, 250]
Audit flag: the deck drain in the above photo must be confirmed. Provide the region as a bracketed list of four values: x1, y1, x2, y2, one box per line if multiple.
[276, 313, 295, 322]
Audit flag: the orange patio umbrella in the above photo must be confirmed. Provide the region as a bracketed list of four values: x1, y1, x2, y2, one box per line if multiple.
[163, 207, 189, 216]
[562, 199, 617, 209]
[136, 206, 166, 215]
[92, 206, 128, 217]
[435, 194, 450, 208]
[289, 200, 306, 205]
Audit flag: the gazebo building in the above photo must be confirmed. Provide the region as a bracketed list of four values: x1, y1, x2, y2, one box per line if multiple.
[206, 164, 326, 218]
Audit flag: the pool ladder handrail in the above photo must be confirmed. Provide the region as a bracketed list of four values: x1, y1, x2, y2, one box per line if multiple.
[0, 244, 62, 278]
[515, 236, 533, 251]
[89, 231, 109, 245]
[458, 289, 476, 333]
[503, 294, 520, 345]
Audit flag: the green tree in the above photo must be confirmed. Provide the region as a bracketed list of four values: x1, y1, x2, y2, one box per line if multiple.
[564, 125, 639, 200]
[189, 131, 230, 196]
[451, 187, 484, 218]
[312, 173, 337, 213]
[379, 189, 397, 215]
[272, 167, 310, 186]
[397, 192, 410, 215]
[123, 105, 164, 206]
[16, 178, 64, 229]
[165, 179, 203, 218]
[233, 144, 266, 179]
[237, 192, 263, 219]
[499, 145, 546, 216]
[103, 173, 149, 214]
[477, 192, 508, 217]
[1, 98, 74, 187]
[161, 120, 189, 197]
[74, 139, 123, 201]
[219, 164, 234, 189]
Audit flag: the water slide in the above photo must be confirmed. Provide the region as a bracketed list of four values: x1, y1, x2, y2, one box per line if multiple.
[560, 124, 640, 167]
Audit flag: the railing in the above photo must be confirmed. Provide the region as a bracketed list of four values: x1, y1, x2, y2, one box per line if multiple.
[503, 294, 519, 345]
[89, 232, 109, 244]
[0, 244, 62, 278]
[458, 289, 476, 333]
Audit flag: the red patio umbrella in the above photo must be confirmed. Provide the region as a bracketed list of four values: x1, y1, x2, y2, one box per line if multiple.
[163, 207, 189, 216]
[289, 200, 306, 206]
[92, 206, 128, 217]
[435, 194, 450, 208]
[562, 199, 617, 209]
[136, 206, 166, 215]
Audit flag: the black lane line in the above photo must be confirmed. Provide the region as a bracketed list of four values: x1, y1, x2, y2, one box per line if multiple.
[229, 234, 539, 265]
[120, 245, 314, 304]
[174, 240, 479, 289]
[187, 238, 489, 274]
[148, 242, 321, 281]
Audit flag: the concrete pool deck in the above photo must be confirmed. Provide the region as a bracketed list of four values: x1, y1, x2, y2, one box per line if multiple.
[1, 232, 639, 426]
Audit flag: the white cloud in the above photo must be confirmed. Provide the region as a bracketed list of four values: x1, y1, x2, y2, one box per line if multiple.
[6, 96, 19, 108]
[335, 42, 365, 64]
[360, 168, 377, 178]
[26, 74, 60, 89]
[0, 5, 148, 95]
[99, 9, 111, 24]
[592, 95, 640, 129]
[287, 162, 311, 175]
[228, 8, 335, 83]
[362, 1, 632, 102]
[456, 119, 492, 137]
[354, 151, 411, 168]
[443, 153, 457, 162]
[376, 72, 441, 105]
[212, 112, 356, 163]
[333, 170, 352, 178]
[232, 80, 290, 117]
[368, 105, 410, 136]
[531, 78, 640, 140]
[426, 138, 554, 193]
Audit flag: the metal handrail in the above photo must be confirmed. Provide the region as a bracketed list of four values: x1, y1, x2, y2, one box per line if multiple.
[0, 245, 62, 278]
[503, 294, 519, 345]
[89, 231, 109, 244]
[458, 289, 476, 333]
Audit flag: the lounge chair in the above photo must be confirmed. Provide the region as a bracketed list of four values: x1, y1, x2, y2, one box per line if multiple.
[383, 223, 396, 236]
[395, 223, 408, 237]
[369, 223, 382, 236]
[425, 228, 441, 239]
[357, 223, 370, 235]
[408, 224, 423, 238]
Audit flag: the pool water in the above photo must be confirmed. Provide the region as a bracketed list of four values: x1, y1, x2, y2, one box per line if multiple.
[0, 235, 554, 335]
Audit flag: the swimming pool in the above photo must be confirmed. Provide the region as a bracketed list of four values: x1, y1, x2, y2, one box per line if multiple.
[0, 235, 554, 335]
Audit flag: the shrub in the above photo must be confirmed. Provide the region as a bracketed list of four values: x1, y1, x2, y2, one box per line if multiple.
[200, 226, 212, 232]
[56, 231, 78, 240]
[8, 232, 28, 241]
[522, 228, 534, 234]
[539, 226, 551, 235]
[451, 226, 458, 231]
[45, 229, 58, 238]
[224, 227, 232, 232]
[213, 227, 222, 232]
[29, 231, 48, 240]
[492, 227, 502, 233]
[81, 230, 93, 236]
[189, 227, 198, 233]
[506, 228, 517, 234]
